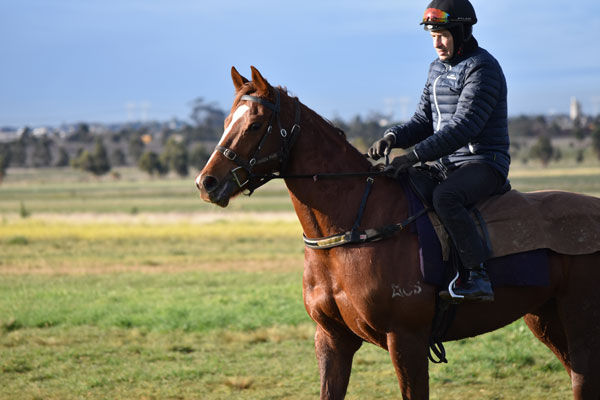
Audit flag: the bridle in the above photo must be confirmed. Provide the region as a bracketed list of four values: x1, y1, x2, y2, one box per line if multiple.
[214, 89, 301, 195]
[213, 88, 389, 196]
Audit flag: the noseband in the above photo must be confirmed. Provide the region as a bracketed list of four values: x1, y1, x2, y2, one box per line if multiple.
[215, 89, 301, 195]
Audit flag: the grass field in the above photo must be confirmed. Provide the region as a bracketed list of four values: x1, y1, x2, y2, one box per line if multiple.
[1, 165, 597, 399]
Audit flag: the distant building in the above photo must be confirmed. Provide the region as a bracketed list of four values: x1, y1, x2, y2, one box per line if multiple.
[570, 97, 582, 122]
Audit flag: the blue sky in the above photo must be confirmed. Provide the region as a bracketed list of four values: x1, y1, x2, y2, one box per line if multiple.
[1, 0, 600, 126]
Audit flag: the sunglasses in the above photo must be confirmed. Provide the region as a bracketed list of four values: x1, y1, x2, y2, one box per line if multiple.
[422, 8, 450, 24]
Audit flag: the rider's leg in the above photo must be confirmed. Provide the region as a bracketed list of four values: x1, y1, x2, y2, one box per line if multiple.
[432, 162, 505, 301]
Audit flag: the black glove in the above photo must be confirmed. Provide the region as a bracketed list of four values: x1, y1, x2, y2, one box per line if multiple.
[367, 134, 395, 160]
[383, 152, 419, 179]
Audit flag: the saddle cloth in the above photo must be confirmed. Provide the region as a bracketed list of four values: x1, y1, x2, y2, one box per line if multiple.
[404, 184, 549, 287]
[428, 190, 600, 261]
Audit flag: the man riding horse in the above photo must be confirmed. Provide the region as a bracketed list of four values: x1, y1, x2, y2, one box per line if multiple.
[369, 0, 510, 302]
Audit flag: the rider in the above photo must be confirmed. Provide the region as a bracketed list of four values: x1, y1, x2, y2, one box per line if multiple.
[368, 0, 511, 302]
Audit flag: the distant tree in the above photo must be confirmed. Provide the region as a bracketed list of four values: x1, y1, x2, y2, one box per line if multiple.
[189, 97, 226, 129]
[529, 136, 555, 167]
[573, 120, 586, 141]
[548, 121, 563, 137]
[68, 123, 93, 143]
[0, 144, 10, 184]
[138, 151, 167, 176]
[160, 137, 188, 177]
[71, 150, 94, 171]
[508, 116, 533, 137]
[32, 138, 53, 167]
[553, 147, 562, 163]
[0, 155, 6, 184]
[592, 125, 600, 160]
[345, 114, 388, 144]
[19, 126, 33, 141]
[55, 147, 70, 167]
[71, 139, 111, 176]
[90, 139, 111, 175]
[111, 148, 127, 166]
[190, 143, 211, 170]
[9, 140, 27, 167]
[188, 97, 226, 141]
[128, 134, 145, 162]
[508, 115, 549, 138]
[110, 132, 122, 143]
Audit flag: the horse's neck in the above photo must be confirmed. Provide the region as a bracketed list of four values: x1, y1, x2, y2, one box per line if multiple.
[283, 104, 374, 239]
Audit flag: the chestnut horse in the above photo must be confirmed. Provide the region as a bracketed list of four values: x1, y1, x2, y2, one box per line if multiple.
[196, 66, 600, 399]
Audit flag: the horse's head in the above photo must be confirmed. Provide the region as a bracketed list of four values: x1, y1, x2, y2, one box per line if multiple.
[195, 66, 300, 207]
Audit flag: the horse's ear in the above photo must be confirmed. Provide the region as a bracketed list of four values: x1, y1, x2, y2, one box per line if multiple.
[250, 66, 270, 94]
[231, 66, 248, 92]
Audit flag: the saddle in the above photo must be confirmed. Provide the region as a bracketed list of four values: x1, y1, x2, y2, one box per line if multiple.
[408, 166, 600, 261]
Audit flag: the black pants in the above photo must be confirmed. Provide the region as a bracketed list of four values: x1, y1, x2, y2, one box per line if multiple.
[432, 162, 507, 268]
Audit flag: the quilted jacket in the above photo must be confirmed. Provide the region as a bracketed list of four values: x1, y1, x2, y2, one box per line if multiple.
[385, 45, 511, 178]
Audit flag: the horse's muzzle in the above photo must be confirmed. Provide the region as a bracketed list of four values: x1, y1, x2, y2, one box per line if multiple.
[195, 174, 233, 207]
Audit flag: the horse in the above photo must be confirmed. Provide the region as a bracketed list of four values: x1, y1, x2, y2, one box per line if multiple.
[195, 66, 600, 399]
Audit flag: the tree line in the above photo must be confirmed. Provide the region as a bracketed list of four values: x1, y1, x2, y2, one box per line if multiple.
[1, 98, 600, 182]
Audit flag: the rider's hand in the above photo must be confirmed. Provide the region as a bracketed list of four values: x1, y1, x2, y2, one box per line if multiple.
[383, 152, 419, 179]
[368, 134, 395, 160]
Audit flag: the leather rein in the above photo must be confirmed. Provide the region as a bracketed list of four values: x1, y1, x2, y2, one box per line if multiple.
[215, 89, 390, 195]
[214, 89, 429, 249]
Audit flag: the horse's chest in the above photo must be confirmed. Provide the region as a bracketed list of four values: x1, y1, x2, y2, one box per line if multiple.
[303, 269, 391, 344]
[304, 282, 382, 341]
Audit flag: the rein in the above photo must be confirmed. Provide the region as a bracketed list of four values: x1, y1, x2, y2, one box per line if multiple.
[216, 89, 429, 249]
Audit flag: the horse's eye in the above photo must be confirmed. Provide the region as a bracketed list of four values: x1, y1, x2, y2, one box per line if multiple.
[249, 122, 262, 131]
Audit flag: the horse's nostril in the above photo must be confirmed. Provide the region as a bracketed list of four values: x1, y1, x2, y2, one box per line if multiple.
[202, 175, 219, 193]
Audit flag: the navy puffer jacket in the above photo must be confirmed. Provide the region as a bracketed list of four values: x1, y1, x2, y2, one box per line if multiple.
[385, 44, 510, 178]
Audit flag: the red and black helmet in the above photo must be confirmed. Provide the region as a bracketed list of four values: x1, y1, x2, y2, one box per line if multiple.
[421, 0, 477, 32]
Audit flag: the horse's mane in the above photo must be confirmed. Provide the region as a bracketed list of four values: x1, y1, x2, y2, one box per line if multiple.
[234, 83, 349, 141]
[230, 82, 373, 173]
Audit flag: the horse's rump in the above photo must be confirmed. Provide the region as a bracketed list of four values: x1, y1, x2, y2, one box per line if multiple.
[429, 189, 600, 260]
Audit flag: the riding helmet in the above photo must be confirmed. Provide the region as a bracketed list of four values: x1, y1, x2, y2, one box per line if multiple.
[420, 0, 477, 31]
[421, 0, 477, 51]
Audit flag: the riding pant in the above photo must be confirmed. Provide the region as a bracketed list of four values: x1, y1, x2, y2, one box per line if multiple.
[432, 162, 508, 268]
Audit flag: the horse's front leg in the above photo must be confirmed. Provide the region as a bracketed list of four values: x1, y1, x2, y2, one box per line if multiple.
[387, 329, 431, 400]
[315, 324, 363, 400]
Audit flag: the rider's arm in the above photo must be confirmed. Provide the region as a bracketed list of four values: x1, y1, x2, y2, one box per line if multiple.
[412, 59, 504, 162]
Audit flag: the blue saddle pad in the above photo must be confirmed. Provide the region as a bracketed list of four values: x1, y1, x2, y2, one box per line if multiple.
[402, 180, 550, 288]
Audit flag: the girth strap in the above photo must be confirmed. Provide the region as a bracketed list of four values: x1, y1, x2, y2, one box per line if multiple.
[304, 207, 429, 250]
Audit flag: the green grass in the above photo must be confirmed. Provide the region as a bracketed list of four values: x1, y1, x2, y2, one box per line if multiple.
[0, 266, 571, 399]
[0, 270, 307, 333]
[0, 165, 593, 398]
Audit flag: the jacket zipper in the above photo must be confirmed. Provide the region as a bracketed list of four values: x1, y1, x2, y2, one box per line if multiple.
[432, 65, 451, 132]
